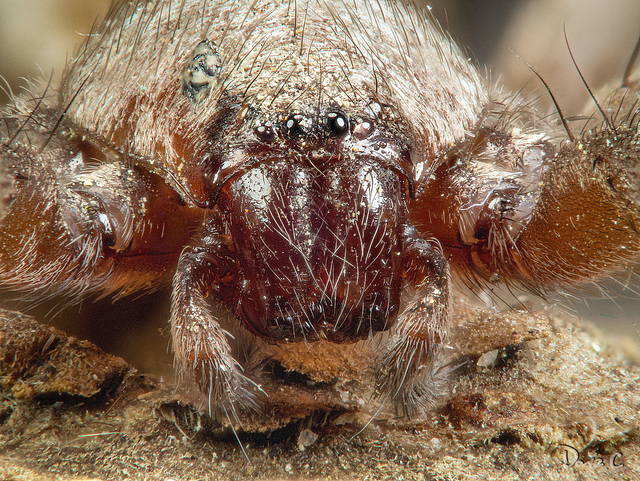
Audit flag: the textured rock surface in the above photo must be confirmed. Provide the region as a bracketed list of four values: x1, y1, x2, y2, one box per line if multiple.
[0, 301, 637, 480]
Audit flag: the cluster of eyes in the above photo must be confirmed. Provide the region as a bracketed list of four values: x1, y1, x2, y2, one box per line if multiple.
[253, 111, 375, 142]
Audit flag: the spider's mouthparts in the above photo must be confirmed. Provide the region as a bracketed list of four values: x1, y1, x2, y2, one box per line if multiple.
[216, 157, 408, 341]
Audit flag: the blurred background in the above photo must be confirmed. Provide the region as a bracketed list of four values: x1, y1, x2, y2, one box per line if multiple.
[0, 0, 639, 371]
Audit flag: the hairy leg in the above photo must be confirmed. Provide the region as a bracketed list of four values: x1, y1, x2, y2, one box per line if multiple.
[376, 226, 451, 417]
[0, 105, 199, 299]
[170, 228, 263, 419]
[409, 79, 640, 293]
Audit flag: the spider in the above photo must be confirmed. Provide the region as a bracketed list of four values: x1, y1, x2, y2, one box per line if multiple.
[0, 0, 638, 421]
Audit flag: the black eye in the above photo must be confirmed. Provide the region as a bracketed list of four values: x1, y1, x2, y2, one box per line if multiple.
[326, 112, 349, 138]
[284, 114, 305, 137]
[254, 122, 275, 142]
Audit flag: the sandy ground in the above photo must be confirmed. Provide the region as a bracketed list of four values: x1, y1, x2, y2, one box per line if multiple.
[1, 299, 638, 480]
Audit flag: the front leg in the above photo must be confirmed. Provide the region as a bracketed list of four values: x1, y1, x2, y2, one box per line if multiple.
[376, 226, 451, 417]
[408, 80, 640, 293]
[171, 231, 262, 419]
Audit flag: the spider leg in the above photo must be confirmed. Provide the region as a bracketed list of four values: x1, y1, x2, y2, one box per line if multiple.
[409, 81, 640, 293]
[0, 111, 198, 299]
[375, 225, 451, 417]
[170, 226, 264, 419]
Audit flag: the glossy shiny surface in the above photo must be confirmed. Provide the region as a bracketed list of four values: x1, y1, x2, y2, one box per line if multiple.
[218, 157, 405, 341]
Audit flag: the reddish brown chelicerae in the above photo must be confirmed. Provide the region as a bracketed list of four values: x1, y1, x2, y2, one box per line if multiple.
[1, 0, 639, 418]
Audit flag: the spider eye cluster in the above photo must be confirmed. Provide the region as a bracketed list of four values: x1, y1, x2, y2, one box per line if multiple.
[253, 111, 373, 143]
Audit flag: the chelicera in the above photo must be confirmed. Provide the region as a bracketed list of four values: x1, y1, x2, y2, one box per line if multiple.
[1, 0, 639, 421]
